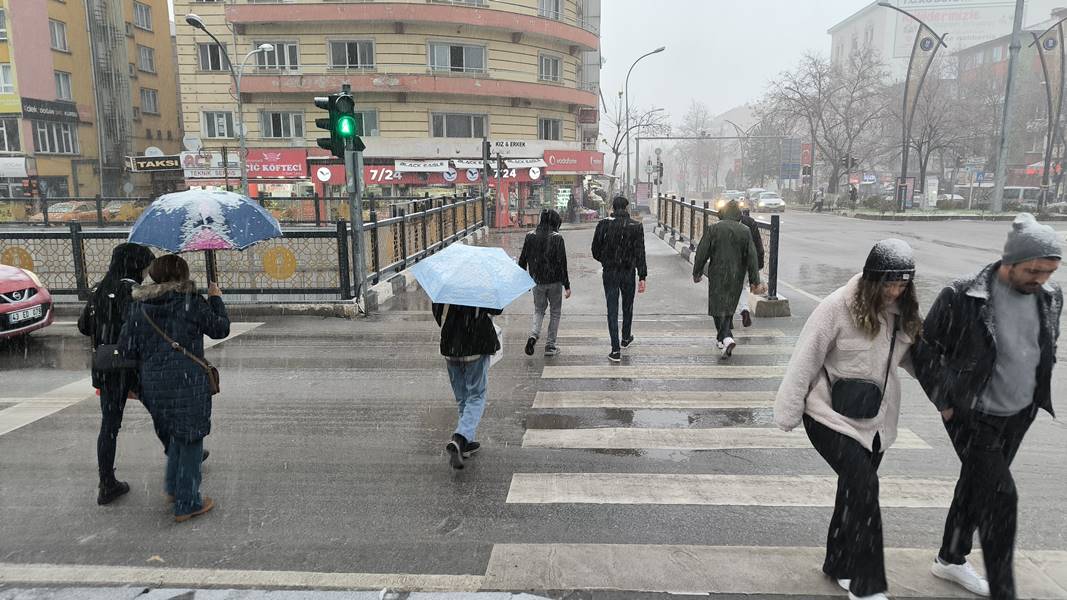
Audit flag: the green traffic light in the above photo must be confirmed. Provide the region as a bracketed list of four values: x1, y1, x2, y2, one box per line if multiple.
[336, 115, 357, 137]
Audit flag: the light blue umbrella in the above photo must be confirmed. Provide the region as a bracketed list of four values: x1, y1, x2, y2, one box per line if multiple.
[410, 243, 535, 310]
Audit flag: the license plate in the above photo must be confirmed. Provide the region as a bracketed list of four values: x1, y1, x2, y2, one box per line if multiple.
[9, 305, 43, 324]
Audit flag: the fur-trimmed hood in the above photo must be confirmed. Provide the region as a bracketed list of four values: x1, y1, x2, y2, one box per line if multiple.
[132, 280, 196, 301]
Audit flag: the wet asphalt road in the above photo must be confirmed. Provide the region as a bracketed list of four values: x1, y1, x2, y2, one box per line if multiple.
[0, 210, 1066, 599]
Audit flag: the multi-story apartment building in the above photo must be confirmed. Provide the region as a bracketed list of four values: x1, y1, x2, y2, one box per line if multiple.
[0, 0, 182, 203]
[173, 0, 602, 222]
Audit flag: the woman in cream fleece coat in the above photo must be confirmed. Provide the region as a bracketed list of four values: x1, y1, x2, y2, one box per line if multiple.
[775, 239, 923, 600]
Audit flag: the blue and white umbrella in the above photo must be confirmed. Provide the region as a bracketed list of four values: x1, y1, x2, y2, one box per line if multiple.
[128, 189, 282, 253]
[410, 243, 535, 310]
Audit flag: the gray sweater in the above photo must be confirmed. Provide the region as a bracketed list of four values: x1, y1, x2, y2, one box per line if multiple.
[980, 277, 1041, 416]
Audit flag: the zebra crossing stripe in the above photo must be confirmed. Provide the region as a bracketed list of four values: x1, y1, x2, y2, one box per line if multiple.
[522, 427, 932, 450]
[506, 473, 955, 507]
[555, 328, 786, 338]
[532, 391, 775, 409]
[541, 365, 787, 379]
[546, 345, 795, 356]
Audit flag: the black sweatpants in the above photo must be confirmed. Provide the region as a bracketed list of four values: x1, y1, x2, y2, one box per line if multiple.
[804, 414, 887, 597]
[939, 406, 1035, 600]
[98, 375, 167, 481]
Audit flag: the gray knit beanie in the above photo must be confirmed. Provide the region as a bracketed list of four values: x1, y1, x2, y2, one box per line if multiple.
[1003, 213, 1062, 265]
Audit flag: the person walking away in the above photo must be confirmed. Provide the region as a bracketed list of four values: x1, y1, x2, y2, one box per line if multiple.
[692, 200, 764, 358]
[850, 185, 859, 209]
[591, 196, 647, 362]
[78, 243, 160, 505]
[735, 207, 766, 328]
[433, 303, 502, 469]
[775, 239, 922, 600]
[119, 255, 230, 523]
[519, 209, 571, 357]
[912, 213, 1062, 599]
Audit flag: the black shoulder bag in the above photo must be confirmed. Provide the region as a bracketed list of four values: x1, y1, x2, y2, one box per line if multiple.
[141, 307, 221, 396]
[823, 315, 899, 419]
[90, 287, 138, 371]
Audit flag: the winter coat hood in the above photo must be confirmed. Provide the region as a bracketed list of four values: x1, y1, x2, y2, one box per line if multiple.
[132, 280, 197, 302]
[719, 201, 742, 222]
[537, 209, 562, 233]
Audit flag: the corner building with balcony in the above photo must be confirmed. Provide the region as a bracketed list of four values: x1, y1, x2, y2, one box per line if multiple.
[174, 0, 602, 224]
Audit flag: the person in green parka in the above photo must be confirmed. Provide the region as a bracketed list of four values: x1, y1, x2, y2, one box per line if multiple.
[692, 200, 766, 358]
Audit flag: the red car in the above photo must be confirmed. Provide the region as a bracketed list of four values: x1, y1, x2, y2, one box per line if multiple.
[0, 264, 54, 339]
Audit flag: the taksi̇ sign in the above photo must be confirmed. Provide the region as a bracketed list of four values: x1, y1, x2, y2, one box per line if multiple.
[131, 155, 181, 172]
[246, 149, 308, 179]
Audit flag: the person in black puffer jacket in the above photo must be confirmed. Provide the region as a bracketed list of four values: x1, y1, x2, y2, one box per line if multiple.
[432, 302, 501, 470]
[119, 255, 230, 522]
[591, 196, 648, 361]
[78, 242, 160, 505]
[518, 209, 571, 357]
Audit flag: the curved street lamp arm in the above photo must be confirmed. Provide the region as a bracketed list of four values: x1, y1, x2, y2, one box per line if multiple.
[1029, 16, 1067, 48]
[877, 2, 948, 49]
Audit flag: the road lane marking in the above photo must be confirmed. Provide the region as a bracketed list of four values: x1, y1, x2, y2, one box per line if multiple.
[541, 365, 787, 379]
[778, 279, 826, 303]
[532, 391, 776, 409]
[0, 323, 263, 438]
[522, 427, 931, 450]
[506, 473, 956, 507]
[482, 544, 1067, 598]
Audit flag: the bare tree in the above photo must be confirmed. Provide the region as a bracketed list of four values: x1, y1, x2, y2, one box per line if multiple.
[601, 94, 670, 198]
[673, 101, 723, 195]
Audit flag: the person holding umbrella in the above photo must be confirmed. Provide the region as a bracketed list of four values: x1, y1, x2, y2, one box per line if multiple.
[411, 243, 536, 470]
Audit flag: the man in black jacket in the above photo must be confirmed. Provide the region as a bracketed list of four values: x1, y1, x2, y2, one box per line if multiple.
[518, 209, 571, 357]
[432, 303, 502, 470]
[591, 196, 647, 362]
[912, 213, 1062, 599]
[735, 208, 766, 328]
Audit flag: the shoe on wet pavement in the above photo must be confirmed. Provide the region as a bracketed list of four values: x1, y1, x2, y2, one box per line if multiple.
[931, 557, 990, 596]
[524, 337, 537, 356]
[608, 351, 621, 362]
[175, 496, 215, 523]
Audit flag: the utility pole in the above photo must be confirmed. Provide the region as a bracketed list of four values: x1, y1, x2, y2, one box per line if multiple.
[345, 136, 368, 307]
[993, 0, 1027, 213]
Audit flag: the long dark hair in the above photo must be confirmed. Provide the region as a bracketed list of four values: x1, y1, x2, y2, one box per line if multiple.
[851, 278, 923, 339]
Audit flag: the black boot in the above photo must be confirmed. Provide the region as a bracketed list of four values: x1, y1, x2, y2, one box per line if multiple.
[446, 433, 467, 470]
[97, 476, 130, 505]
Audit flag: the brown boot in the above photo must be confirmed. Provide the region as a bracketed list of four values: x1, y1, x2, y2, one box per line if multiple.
[175, 496, 215, 523]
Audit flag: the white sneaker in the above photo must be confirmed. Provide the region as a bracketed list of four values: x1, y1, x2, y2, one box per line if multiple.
[849, 593, 888, 600]
[931, 557, 990, 596]
[721, 337, 736, 358]
[837, 579, 851, 591]
[716, 341, 725, 350]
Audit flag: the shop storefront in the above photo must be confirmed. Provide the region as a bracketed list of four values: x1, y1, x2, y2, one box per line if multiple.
[542, 150, 605, 221]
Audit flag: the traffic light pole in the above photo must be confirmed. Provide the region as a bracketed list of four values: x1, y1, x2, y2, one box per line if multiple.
[345, 138, 368, 308]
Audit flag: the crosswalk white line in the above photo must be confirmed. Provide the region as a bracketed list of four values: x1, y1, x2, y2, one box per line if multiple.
[544, 344, 794, 356]
[506, 473, 955, 507]
[555, 328, 786, 338]
[482, 544, 1067, 598]
[532, 391, 775, 409]
[522, 427, 932, 450]
[542, 365, 787, 379]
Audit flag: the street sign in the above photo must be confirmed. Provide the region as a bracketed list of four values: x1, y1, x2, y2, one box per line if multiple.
[976, 172, 985, 183]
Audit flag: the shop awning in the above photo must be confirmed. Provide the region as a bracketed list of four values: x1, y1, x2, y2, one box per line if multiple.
[453, 159, 485, 170]
[395, 159, 450, 173]
[505, 158, 547, 168]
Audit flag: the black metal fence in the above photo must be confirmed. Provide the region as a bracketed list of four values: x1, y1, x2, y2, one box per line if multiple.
[0, 196, 487, 303]
[656, 194, 781, 300]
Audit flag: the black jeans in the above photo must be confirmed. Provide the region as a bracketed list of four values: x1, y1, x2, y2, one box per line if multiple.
[98, 375, 167, 481]
[939, 406, 1036, 600]
[713, 315, 734, 343]
[602, 267, 636, 352]
[804, 414, 887, 597]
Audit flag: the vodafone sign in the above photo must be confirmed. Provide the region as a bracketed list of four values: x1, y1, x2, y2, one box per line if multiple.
[543, 150, 605, 174]
[246, 149, 308, 179]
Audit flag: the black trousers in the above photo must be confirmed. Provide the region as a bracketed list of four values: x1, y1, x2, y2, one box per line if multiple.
[939, 406, 1035, 600]
[98, 375, 167, 481]
[713, 315, 734, 343]
[602, 268, 636, 352]
[804, 414, 887, 596]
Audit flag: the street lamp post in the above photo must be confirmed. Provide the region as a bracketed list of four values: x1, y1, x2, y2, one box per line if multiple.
[185, 14, 272, 194]
[625, 46, 665, 198]
[725, 119, 760, 189]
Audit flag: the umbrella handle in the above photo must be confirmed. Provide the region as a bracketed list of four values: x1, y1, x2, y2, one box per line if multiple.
[205, 250, 218, 285]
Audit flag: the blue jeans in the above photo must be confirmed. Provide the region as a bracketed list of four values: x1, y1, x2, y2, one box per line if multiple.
[165, 436, 204, 516]
[446, 356, 490, 442]
[603, 268, 636, 352]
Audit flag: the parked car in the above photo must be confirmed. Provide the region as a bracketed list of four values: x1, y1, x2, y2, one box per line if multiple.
[756, 191, 786, 213]
[0, 264, 54, 339]
[29, 201, 99, 223]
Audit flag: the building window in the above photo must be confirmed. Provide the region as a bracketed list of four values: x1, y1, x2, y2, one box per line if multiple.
[198, 43, 230, 71]
[140, 88, 159, 114]
[356, 110, 379, 136]
[432, 113, 486, 138]
[133, 2, 152, 31]
[49, 20, 69, 52]
[0, 118, 20, 152]
[54, 71, 73, 101]
[993, 46, 1004, 62]
[256, 42, 299, 71]
[539, 54, 562, 82]
[539, 0, 562, 20]
[138, 45, 156, 72]
[203, 111, 234, 138]
[33, 121, 79, 154]
[429, 42, 486, 73]
[260, 111, 304, 138]
[538, 118, 562, 141]
[0, 9, 7, 41]
[0, 64, 13, 94]
[329, 40, 375, 69]
[975, 51, 985, 66]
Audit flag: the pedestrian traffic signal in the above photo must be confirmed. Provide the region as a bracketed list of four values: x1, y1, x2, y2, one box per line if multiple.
[314, 89, 365, 159]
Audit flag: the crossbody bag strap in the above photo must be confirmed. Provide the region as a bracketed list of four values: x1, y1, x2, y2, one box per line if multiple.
[141, 306, 214, 374]
[880, 314, 899, 400]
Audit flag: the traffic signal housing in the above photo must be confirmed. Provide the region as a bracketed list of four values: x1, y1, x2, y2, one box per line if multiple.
[314, 90, 365, 159]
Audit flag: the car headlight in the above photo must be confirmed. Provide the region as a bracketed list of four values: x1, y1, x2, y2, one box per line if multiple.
[21, 269, 43, 288]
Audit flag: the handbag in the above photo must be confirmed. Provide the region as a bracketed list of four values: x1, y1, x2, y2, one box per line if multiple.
[141, 307, 221, 396]
[823, 315, 898, 419]
[92, 344, 138, 371]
